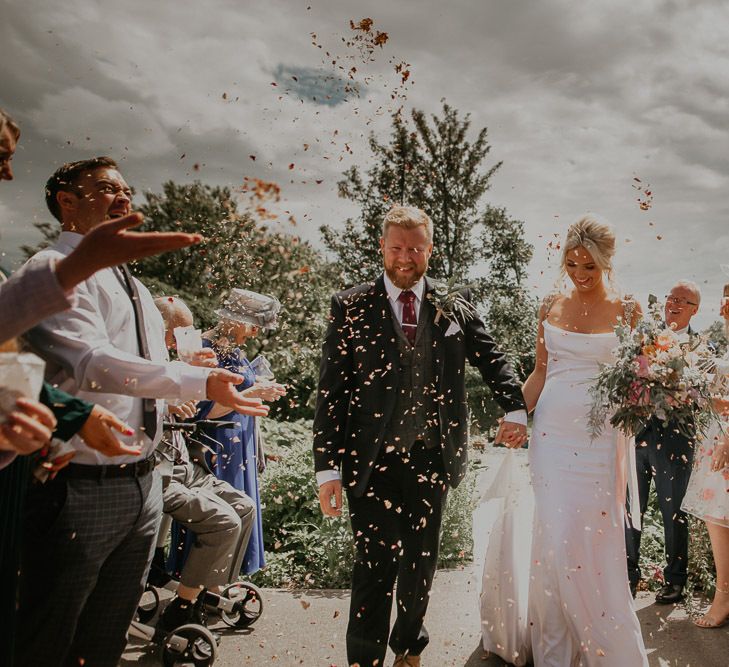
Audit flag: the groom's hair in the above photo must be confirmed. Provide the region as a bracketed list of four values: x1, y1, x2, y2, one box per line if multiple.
[382, 205, 433, 240]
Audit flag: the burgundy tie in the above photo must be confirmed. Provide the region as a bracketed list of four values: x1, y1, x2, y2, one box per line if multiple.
[398, 289, 417, 345]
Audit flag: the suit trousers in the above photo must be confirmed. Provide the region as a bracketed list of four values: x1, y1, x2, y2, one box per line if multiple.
[626, 437, 694, 587]
[346, 441, 447, 667]
[16, 470, 162, 667]
[163, 461, 256, 588]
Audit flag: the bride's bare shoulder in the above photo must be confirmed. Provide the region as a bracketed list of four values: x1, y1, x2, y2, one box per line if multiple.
[538, 291, 565, 320]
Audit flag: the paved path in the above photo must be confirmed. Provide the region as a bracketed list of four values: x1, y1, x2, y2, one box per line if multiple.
[123, 449, 728, 666]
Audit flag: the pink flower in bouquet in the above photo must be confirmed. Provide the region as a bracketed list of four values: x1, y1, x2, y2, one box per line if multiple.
[628, 380, 651, 406]
[634, 355, 652, 378]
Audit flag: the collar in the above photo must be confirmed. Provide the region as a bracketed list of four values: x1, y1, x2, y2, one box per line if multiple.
[56, 230, 84, 251]
[383, 272, 426, 304]
[674, 325, 689, 336]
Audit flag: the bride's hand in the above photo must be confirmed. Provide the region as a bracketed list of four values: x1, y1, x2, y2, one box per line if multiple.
[494, 419, 528, 449]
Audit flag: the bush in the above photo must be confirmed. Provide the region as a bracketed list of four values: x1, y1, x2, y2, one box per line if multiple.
[251, 419, 475, 588]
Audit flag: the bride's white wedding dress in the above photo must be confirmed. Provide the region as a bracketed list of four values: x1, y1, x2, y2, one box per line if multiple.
[481, 320, 648, 666]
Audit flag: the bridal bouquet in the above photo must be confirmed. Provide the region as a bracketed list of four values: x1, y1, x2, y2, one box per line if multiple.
[588, 295, 716, 439]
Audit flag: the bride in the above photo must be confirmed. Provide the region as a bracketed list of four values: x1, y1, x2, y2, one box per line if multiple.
[480, 216, 648, 666]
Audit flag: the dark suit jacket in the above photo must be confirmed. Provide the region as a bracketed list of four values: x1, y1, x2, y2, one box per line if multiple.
[313, 274, 526, 496]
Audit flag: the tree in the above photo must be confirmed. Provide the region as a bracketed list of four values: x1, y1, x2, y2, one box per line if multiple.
[322, 102, 503, 285]
[134, 180, 337, 418]
[702, 320, 728, 356]
[322, 102, 537, 429]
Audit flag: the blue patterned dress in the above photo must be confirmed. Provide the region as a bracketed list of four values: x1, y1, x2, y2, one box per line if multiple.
[168, 339, 265, 577]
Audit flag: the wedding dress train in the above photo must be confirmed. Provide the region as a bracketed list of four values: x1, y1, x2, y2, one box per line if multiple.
[481, 321, 648, 666]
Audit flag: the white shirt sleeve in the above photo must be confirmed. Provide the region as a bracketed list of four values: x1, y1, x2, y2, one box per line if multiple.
[316, 469, 342, 486]
[26, 273, 210, 402]
[502, 409, 528, 426]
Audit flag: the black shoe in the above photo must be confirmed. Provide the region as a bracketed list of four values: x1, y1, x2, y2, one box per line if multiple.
[193, 591, 222, 644]
[630, 582, 638, 599]
[655, 583, 684, 604]
[158, 596, 194, 632]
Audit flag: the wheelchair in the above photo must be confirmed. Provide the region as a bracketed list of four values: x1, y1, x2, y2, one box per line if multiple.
[128, 419, 264, 665]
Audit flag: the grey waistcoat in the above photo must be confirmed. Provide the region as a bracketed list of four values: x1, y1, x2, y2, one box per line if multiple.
[383, 306, 440, 453]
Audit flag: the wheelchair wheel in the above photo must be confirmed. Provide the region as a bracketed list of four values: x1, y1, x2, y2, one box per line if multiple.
[161, 623, 217, 666]
[220, 581, 264, 628]
[136, 584, 160, 624]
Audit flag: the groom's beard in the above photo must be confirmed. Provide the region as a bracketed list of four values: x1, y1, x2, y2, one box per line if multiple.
[384, 263, 427, 289]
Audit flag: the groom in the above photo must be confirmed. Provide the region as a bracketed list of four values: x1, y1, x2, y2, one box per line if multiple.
[314, 206, 527, 667]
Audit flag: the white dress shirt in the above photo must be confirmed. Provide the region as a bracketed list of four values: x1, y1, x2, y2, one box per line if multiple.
[0, 256, 76, 345]
[25, 231, 211, 465]
[317, 273, 527, 486]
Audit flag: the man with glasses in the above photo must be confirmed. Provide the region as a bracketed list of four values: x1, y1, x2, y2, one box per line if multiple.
[626, 280, 701, 603]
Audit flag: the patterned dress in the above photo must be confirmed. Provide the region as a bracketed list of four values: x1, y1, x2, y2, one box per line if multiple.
[168, 339, 265, 576]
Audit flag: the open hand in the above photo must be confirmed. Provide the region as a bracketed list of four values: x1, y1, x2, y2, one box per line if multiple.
[186, 348, 218, 368]
[0, 397, 56, 455]
[712, 435, 729, 472]
[244, 381, 287, 402]
[168, 400, 198, 420]
[206, 369, 269, 417]
[55, 212, 203, 290]
[78, 404, 143, 457]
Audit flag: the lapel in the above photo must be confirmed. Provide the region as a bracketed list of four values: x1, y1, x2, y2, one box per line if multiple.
[372, 275, 399, 368]
[422, 276, 448, 343]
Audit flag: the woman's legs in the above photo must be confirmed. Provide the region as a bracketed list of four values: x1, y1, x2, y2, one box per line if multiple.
[695, 521, 729, 627]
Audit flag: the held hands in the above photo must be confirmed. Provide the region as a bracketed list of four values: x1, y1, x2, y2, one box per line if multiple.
[206, 369, 269, 417]
[0, 397, 56, 455]
[54, 212, 203, 290]
[494, 419, 528, 449]
[318, 479, 343, 517]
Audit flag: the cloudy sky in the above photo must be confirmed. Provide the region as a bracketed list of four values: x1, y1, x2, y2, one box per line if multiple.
[2, 0, 728, 328]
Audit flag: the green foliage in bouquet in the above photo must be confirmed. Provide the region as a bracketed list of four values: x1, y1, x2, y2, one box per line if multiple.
[589, 295, 716, 440]
[251, 419, 475, 588]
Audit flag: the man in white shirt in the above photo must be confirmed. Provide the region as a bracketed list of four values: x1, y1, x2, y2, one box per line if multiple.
[17, 156, 268, 667]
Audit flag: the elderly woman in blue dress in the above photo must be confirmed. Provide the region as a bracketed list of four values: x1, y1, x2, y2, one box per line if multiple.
[197, 289, 286, 574]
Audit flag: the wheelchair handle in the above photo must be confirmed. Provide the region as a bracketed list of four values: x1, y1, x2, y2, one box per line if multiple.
[162, 419, 237, 432]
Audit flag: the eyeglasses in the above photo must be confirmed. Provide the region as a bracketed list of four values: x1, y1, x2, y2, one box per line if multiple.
[665, 295, 698, 307]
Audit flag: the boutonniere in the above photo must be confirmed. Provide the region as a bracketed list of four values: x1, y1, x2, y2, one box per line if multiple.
[427, 278, 479, 324]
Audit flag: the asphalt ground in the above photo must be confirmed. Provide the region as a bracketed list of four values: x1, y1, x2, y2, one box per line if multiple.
[122, 448, 728, 667]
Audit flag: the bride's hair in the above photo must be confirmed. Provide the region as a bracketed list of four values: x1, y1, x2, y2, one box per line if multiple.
[558, 216, 616, 287]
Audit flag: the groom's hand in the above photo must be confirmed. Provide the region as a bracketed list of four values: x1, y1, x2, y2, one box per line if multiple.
[494, 420, 528, 449]
[318, 480, 343, 517]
